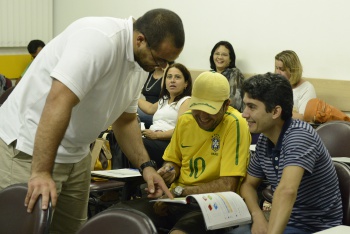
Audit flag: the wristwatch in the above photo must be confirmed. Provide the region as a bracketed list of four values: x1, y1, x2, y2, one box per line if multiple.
[139, 160, 157, 175]
[174, 186, 184, 197]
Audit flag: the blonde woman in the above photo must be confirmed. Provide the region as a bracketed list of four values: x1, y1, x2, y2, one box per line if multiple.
[275, 50, 316, 120]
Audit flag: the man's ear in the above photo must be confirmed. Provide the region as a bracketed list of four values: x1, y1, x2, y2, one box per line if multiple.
[223, 99, 231, 111]
[226, 99, 231, 106]
[136, 33, 146, 47]
[272, 105, 282, 119]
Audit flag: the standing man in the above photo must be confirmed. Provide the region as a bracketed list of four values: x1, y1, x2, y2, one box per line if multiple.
[0, 8, 184, 233]
[238, 73, 342, 233]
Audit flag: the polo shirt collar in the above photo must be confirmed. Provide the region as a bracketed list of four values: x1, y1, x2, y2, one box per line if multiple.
[126, 16, 135, 63]
[267, 118, 293, 175]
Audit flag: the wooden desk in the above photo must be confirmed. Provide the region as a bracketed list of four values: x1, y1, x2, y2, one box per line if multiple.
[91, 169, 144, 201]
[314, 225, 350, 234]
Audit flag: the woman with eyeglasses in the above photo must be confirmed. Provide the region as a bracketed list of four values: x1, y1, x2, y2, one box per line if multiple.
[210, 41, 245, 112]
[138, 63, 192, 168]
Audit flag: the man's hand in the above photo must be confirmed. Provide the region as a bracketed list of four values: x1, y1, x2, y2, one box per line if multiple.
[157, 164, 176, 185]
[25, 172, 57, 212]
[141, 129, 158, 140]
[142, 167, 173, 199]
[251, 211, 268, 234]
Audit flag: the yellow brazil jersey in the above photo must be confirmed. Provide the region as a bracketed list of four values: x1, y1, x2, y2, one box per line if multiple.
[163, 106, 251, 191]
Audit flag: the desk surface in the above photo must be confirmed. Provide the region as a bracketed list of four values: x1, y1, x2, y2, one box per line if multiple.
[314, 225, 350, 234]
[332, 157, 350, 164]
[91, 169, 143, 201]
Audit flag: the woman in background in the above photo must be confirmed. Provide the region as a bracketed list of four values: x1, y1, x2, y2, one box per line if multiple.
[275, 50, 316, 120]
[138, 66, 163, 129]
[210, 41, 245, 112]
[138, 63, 192, 167]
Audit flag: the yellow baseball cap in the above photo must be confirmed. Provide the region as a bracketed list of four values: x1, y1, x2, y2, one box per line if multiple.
[189, 71, 230, 115]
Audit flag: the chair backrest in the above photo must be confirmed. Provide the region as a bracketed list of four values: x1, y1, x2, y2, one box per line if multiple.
[333, 161, 350, 225]
[316, 121, 350, 158]
[0, 183, 52, 234]
[0, 85, 15, 106]
[77, 207, 157, 234]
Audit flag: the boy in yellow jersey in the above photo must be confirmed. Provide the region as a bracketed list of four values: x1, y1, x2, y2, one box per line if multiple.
[115, 71, 251, 233]
[159, 71, 251, 196]
[157, 71, 251, 233]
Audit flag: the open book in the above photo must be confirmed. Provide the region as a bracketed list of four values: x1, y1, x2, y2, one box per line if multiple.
[151, 191, 251, 230]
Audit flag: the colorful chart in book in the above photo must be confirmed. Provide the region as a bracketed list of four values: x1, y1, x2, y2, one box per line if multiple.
[196, 192, 249, 225]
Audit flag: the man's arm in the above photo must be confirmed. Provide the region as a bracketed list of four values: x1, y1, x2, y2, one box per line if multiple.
[240, 174, 267, 234]
[138, 99, 158, 115]
[268, 166, 304, 234]
[112, 112, 172, 198]
[25, 79, 79, 212]
[180, 176, 240, 196]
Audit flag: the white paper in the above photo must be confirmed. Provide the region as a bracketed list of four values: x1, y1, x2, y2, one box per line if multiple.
[331, 157, 350, 163]
[91, 169, 141, 178]
[314, 225, 350, 234]
[150, 197, 187, 204]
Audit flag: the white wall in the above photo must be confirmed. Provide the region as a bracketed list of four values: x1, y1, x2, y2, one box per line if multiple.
[50, 0, 350, 81]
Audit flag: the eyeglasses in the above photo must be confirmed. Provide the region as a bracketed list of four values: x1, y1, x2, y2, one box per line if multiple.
[214, 52, 229, 57]
[148, 45, 170, 68]
[144, 34, 171, 68]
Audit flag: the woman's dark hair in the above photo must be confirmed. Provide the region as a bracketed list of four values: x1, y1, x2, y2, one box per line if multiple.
[134, 8, 185, 50]
[159, 63, 192, 104]
[210, 41, 236, 70]
[242, 72, 293, 120]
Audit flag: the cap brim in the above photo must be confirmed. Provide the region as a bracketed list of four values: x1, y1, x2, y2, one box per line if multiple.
[189, 96, 224, 115]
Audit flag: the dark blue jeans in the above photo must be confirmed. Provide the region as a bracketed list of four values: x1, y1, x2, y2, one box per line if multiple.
[225, 224, 312, 234]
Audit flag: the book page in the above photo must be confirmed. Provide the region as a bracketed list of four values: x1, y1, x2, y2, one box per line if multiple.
[190, 191, 251, 230]
[91, 169, 141, 178]
[150, 197, 187, 204]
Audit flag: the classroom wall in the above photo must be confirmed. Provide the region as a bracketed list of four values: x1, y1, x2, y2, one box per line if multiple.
[1, 0, 350, 82]
[0, 54, 31, 78]
[52, 0, 350, 81]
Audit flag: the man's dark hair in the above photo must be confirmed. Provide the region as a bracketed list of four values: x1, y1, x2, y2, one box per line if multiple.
[242, 73, 293, 120]
[27, 40, 45, 54]
[210, 41, 236, 70]
[134, 8, 185, 50]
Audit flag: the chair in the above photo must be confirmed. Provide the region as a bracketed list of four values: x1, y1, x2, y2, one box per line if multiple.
[0, 85, 15, 106]
[315, 121, 350, 160]
[88, 180, 125, 218]
[0, 183, 52, 234]
[78, 207, 157, 234]
[333, 161, 350, 226]
[261, 185, 273, 204]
